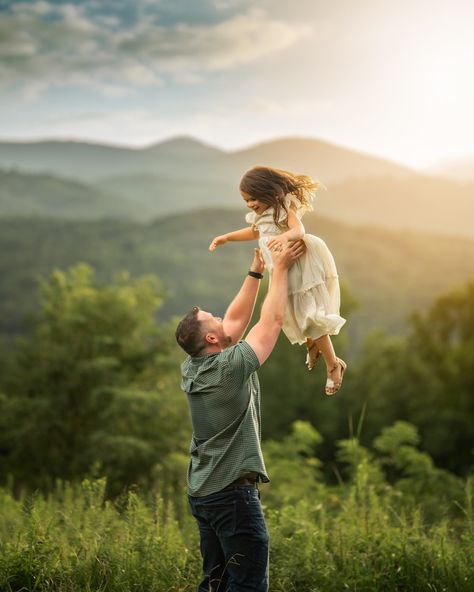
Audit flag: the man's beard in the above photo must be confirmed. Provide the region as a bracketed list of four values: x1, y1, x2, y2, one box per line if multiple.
[221, 334, 233, 348]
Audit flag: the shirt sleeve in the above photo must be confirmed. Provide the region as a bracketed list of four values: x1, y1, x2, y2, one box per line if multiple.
[225, 340, 260, 382]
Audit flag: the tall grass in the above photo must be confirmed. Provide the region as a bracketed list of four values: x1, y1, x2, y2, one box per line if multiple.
[0, 478, 198, 592]
[1, 474, 473, 592]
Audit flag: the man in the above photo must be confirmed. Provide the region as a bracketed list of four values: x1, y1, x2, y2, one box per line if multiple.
[175, 241, 305, 592]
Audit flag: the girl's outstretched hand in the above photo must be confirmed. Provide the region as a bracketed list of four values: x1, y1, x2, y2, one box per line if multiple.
[209, 235, 228, 251]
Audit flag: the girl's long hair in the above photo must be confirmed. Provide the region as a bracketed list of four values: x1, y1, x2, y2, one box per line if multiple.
[239, 166, 320, 228]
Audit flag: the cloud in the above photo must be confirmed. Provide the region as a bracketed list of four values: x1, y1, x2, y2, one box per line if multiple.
[0, 1, 311, 98]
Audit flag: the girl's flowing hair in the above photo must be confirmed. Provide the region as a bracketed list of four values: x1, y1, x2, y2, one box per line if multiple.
[239, 165, 320, 228]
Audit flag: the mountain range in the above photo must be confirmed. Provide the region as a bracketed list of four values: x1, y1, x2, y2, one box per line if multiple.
[0, 135, 415, 182]
[0, 136, 472, 238]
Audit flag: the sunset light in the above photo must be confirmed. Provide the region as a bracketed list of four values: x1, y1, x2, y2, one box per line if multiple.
[0, 0, 473, 169]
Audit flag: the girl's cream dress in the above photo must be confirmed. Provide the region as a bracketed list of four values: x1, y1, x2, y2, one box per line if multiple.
[245, 195, 346, 344]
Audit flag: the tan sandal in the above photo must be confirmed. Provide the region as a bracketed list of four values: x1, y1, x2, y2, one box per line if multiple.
[325, 358, 347, 396]
[306, 344, 322, 371]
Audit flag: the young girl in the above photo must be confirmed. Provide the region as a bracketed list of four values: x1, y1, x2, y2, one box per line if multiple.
[209, 165, 347, 396]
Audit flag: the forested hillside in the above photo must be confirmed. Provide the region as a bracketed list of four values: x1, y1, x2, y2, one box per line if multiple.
[1, 211, 473, 347]
[0, 170, 132, 219]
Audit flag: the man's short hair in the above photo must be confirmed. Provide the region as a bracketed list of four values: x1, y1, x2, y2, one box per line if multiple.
[175, 306, 206, 357]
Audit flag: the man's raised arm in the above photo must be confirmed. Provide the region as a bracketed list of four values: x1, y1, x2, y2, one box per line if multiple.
[245, 241, 305, 365]
[222, 248, 265, 345]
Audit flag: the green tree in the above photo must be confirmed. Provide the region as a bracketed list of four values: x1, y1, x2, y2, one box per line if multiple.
[373, 421, 464, 519]
[342, 281, 474, 475]
[0, 264, 189, 498]
[263, 420, 323, 507]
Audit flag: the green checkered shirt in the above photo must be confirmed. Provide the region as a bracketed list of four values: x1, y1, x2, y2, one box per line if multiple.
[180, 340, 270, 497]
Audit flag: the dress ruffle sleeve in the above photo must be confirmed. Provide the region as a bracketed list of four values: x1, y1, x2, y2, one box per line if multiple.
[283, 194, 313, 219]
[245, 211, 258, 225]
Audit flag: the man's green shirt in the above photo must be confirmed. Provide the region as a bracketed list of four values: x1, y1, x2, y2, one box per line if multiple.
[180, 340, 270, 497]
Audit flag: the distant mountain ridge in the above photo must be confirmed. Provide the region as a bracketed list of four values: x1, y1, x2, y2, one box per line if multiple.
[0, 135, 415, 182]
[143, 135, 224, 158]
[0, 135, 473, 238]
[226, 137, 417, 183]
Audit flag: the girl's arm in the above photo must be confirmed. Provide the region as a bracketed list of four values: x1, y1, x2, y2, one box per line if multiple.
[209, 226, 259, 251]
[267, 209, 304, 250]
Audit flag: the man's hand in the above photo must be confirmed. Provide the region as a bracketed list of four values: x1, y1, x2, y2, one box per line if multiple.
[270, 239, 306, 269]
[209, 235, 228, 251]
[250, 248, 265, 275]
[267, 235, 289, 251]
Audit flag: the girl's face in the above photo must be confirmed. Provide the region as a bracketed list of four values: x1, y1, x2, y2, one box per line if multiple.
[241, 191, 269, 215]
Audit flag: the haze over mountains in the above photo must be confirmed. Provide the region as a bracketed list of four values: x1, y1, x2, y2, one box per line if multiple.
[0, 170, 133, 219]
[0, 136, 415, 182]
[429, 156, 474, 182]
[0, 135, 472, 237]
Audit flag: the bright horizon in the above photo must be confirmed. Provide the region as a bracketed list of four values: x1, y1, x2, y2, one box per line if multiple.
[1, 0, 473, 170]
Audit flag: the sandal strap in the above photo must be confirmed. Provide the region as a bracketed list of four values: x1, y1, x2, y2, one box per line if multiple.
[325, 358, 346, 395]
[329, 358, 347, 374]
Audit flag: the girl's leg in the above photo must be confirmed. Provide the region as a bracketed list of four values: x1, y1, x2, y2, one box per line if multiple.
[306, 338, 322, 370]
[313, 334, 346, 394]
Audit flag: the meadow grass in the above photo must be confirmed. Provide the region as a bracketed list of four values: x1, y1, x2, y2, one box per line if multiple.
[0, 476, 472, 592]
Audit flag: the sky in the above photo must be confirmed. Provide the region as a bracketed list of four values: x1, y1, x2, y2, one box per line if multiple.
[0, 0, 473, 169]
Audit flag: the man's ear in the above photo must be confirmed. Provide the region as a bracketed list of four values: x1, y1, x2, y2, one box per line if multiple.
[204, 332, 218, 345]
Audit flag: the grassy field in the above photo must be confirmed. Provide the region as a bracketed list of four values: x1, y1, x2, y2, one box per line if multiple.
[1, 473, 472, 592]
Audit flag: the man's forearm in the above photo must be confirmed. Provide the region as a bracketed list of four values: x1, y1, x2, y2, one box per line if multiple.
[223, 272, 261, 340]
[259, 265, 288, 328]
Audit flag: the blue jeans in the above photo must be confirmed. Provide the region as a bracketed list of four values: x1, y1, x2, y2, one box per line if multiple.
[188, 486, 269, 592]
